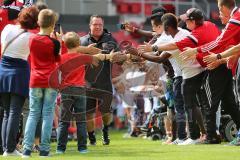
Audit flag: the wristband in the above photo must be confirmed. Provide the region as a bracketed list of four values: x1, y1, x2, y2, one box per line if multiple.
[133, 27, 138, 33]
[216, 54, 222, 60]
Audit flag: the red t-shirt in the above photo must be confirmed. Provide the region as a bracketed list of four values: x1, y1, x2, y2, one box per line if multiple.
[59, 53, 93, 87]
[29, 34, 60, 88]
[176, 21, 221, 67]
[61, 41, 68, 55]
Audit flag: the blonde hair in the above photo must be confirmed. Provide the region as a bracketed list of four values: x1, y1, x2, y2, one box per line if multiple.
[38, 9, 57, 28]
[63, 32, 80, 49]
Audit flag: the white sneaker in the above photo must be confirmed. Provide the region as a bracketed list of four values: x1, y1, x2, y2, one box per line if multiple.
[178, 138, 199, 145]
[22, 155, 31, 158]
[170, 138, 185, 145]
[3, 149, 22, 156]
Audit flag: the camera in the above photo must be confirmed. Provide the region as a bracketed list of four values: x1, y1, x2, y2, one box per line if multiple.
[102, 41, 117, 54]
[117, 23, 126, 30]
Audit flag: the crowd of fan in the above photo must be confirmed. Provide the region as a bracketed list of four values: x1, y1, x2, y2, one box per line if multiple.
[1, 0, 240, 158]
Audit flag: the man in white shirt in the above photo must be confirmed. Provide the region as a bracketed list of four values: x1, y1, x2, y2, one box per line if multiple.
[128, 13, 208, 145]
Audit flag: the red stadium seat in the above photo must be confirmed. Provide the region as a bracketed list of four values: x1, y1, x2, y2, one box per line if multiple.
[117, 3, 130, 14]
[130, 3, 141, 14]
[144, 4, 152, 16]
[163, 4, 175, 14]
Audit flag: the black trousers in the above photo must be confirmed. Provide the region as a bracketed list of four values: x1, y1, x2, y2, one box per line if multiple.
[236, 59, 240, 105]
[173, 76, 186, 139]
[0, 103, 3, 154]
[206, 64, 240, 139]
[182, 71, 207, 140]
[0, 93, 25, 152]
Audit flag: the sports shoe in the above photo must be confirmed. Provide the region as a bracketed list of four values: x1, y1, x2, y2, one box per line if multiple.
[122, 133, 131, 138]
[79, 149, 88, 154]
[102, 130, 110, 145]
[170, 138, 185, 145]
[0, 147, 3, 155]
[3, 149, 22, 156]
[178, 138, 200, 145]
[55, 150, 65, 154]
[22, 149, 31, 158]
[88, 132, 97, 146]
[39, 151, 51, 157]
[226, 137, 240, 146]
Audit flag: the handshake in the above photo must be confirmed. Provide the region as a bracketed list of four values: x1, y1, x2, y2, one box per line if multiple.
[89, 40, 144, 66]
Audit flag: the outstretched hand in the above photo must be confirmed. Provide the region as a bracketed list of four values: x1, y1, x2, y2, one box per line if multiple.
[138, 42, 152, 53]
[123, 22, 135, 33]
[203, 52, 217, 64]
[87, 43, 101, 55]
[125, 47, 139, 56]
[180, 47, 197, 61]
[111, 52, 128, 63]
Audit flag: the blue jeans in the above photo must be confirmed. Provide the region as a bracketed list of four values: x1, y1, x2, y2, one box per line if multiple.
[57, 87, 87, 151]
[0, 93, 25, 152]
[23, 88, 57, 153]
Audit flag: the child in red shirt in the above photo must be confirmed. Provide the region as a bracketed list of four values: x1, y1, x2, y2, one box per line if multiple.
[56, 32, 98, 154]
[22, 9, 60, 158]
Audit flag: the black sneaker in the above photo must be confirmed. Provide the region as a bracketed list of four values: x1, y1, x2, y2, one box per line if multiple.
[39, 150, 51, 157]
[88, 132, 96, 146]
[200, 136, 221, 144]
[102, 130, 110, 145]
[0, 147, 3, 155]
[22, 149, 31, 158]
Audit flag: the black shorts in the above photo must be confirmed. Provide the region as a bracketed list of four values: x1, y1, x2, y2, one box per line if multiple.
[86, 86, 113, 114]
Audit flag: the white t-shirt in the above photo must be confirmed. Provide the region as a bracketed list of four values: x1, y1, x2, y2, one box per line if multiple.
[1, 24, 31, 60]
[167, 28, 204, 79]
[154, 31, 182, 78]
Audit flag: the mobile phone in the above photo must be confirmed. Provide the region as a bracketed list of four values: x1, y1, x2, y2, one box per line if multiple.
[54, 23, 61, 33]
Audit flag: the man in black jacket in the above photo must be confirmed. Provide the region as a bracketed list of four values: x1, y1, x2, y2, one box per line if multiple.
[80, 15, 118, 145]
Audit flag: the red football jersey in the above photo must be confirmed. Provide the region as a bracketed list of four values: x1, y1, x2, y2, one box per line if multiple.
[29, 34, 60, 88]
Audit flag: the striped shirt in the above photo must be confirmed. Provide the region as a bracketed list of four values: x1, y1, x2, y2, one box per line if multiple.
[176, 21, 220, 67]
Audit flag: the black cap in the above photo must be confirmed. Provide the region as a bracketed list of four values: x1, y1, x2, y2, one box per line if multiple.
[180, 8, 204, 21]
[3, 0, 16, 6]
[150, 6, 167, 19]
